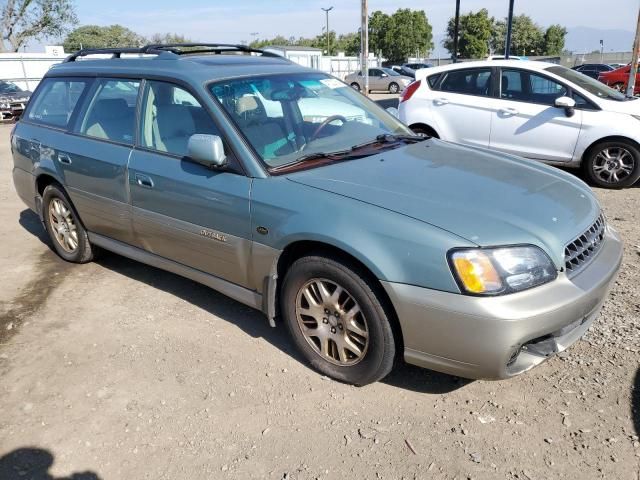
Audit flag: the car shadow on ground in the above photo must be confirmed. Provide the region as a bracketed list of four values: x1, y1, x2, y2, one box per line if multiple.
[633, 367, 640, 436]
[17, 208, 467, 394]
[0, 448, 101, 480]
[373, 97, 399, 110]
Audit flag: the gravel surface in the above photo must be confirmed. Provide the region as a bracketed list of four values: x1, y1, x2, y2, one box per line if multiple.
[0, 123, 638, 479]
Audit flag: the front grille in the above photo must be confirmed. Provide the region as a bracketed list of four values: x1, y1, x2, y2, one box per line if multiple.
[564, 214, 606, 275]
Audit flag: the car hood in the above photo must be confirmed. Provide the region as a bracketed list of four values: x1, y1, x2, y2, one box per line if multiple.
[285, 139, 601, 267]
[596, 96, 640, 115]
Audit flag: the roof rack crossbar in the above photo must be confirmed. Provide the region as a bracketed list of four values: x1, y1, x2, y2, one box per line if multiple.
[143, 43, 280, 57]
[63, 44, 280, 63]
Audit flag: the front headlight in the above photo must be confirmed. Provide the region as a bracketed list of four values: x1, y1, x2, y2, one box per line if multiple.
[449, 246, 557, 295]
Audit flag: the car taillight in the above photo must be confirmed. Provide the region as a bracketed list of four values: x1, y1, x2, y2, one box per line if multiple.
[400, 80, 421, 103]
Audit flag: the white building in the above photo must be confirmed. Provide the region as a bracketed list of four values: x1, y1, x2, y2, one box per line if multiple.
[262, 45, 323, 70]
[0, 46, 66, 91]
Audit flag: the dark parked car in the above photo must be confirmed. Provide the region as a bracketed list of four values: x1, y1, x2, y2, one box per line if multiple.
[0, 80, 31, 121]
[572, 63, 614, 80]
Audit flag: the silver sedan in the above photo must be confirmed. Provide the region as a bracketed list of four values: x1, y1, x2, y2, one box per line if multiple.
[345, 67, 412, 94]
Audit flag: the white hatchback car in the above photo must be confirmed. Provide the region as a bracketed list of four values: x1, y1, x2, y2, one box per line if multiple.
[399, 60, 640, 188]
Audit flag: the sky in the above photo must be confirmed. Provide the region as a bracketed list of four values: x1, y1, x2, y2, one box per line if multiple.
[45, 0, 640, 55]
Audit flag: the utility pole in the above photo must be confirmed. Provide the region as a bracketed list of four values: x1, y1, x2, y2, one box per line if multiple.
[505, 0, 515, 59]
[321, 7, 333, 55]
[600, 39, 604, 63]
[361, 0, 369, 96]
[627, 8, 640, 97]
[453, 0, 460, 63]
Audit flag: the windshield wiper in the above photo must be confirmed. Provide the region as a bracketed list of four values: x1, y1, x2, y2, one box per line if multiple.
[350, 133, 427, 151]
[270, 149, 354, 172]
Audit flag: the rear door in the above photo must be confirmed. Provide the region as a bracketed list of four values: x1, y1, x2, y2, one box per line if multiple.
[489, 68, 582, 162]
[429, 67, 495, 147]
[62, 78, 141, 244]
[128, 80, 253, 287]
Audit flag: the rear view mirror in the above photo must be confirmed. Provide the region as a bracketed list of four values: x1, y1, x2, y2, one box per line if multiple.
[187, 134, 226, 168]
[554, 96, 576, 117]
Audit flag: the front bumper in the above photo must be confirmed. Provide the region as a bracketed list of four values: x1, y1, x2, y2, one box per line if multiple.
[382, 227, 623, 380]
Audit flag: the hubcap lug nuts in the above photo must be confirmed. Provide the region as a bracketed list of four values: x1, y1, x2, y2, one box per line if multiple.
[324, 309, 329, 314]
[322, 318, 328, 324]
[331, 327, 336, 334]
[338, 324, 343, 330]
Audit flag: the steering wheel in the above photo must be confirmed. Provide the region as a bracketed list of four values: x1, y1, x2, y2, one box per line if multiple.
[309, 115, 348, 142]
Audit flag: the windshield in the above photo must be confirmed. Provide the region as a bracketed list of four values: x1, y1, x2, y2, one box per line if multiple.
[546, 65, 627, 101]
[210, 72, 412, 169]
[382, 68, 401, 76]
[0, 81, 23, 95]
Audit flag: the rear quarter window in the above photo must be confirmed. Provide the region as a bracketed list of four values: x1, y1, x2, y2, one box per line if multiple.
[427, 73, 442, 88]
[26, 78, 89, 128]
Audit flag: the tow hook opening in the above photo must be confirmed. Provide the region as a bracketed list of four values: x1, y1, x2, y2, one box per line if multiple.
[521, 335, 559, 358]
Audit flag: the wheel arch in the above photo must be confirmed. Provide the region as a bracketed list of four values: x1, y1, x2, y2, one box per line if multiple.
[408, 122, 440, 138]
[581, 135, 640, 165]
[273, 239, 404, 352]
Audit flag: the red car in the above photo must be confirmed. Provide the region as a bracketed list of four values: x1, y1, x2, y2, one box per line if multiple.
[598, 65, 640, 94]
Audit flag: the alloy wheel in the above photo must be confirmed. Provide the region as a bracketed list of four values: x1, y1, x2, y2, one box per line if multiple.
[295, 278, 369, 366]
[48, 198, 78, 253]
[592, 146, 635, 185]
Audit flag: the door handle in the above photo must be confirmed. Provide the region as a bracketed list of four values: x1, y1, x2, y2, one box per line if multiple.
[135, 173, 154, 189]
[57, 153, 72, 165]
[499, 108, 519, 116]
[434, 98, 450, 105]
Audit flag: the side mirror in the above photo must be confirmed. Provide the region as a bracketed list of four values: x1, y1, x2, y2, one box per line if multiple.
[381, 73, 388, 77]
[187, 134, 226, 168]
[554, 96, 576, 117]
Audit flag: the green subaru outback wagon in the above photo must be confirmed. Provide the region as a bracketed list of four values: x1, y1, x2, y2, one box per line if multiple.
[11, 44, 623, 385]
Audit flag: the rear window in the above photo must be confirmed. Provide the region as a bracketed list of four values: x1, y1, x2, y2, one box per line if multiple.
[27, 78, 88, 128]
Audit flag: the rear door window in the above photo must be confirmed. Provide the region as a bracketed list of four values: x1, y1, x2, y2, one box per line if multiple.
[26, 78, 89, 128]
[79, 79, 140, 144]
[438, 68, 492, 97]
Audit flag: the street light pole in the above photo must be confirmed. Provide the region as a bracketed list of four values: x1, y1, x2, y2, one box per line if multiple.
[627, 8, 640, 97]
[505, 0, 515, 59]
[361, 0, 369, 96]
[453, 0, 460, 63]
[321, 7, 334, 55]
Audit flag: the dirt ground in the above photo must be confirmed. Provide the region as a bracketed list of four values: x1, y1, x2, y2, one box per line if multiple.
[0, 122, 638, 480]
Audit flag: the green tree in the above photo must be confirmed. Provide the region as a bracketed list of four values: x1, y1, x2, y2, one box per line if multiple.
[1, 0, 77, 52]
[492, 14, 545, 56]
[543, 24, 567, 55]
[249, 35, 291, 49]
[148, 32, 194, 45]
[443, 8, 494, 59]
[63, 25, 144, 52]
[335, 32, 359, 56]
[382, 9, 433, 63]
[368, 10, 389, 57]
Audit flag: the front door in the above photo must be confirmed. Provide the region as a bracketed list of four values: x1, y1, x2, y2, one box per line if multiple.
[489, 68, 582, 162]
[128, 80, 253, 287]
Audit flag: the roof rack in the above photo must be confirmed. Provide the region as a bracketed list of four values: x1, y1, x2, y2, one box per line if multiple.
[63, 43, 280, 62]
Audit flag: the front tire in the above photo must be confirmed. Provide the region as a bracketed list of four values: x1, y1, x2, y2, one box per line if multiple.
[280, 254, 396, 386]
[388, 82, 400, 94]
[350, 82, 361, 92]
[611, 82, 625, 92]
[42, 184, 95, 263]
[583, 140, 640, 188]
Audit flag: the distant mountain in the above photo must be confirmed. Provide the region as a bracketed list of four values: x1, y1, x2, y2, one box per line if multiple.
[565, 27, 633, 53]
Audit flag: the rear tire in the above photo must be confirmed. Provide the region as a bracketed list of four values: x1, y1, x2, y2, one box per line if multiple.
[280, 254, 396, 386]
[583, 140, 640, 188]
[42, 184, 95, 263]
[388, 82, 400, 94]
[611, 82, 625, 92]
[350, 82, 361, 92]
